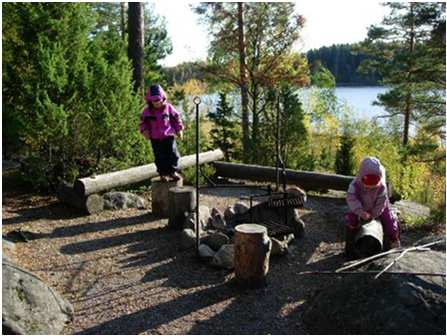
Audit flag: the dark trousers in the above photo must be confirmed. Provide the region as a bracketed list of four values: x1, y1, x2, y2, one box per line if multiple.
[151, 136, 179, 175]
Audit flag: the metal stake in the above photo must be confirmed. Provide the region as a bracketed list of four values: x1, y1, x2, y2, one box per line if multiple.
[193, 96, 201, 257]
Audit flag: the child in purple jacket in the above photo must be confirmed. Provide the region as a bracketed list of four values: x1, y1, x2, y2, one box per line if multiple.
[346, 156, 400, 250]
[140, 84, 184, 182]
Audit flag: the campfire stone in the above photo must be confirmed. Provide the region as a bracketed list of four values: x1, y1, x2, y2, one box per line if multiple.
[201, 232, 230, 251]
[198, 244, 216, 259]
[211, 207, 222, 218]
[184, 205, 211, 232]
[224, 206, 236, 221]
[212, 244, 235, 270]
[208, 213, 226, 231]
[233, 202, 249, 214]
[180, 228, 197, 250]
[271, 237, 288, 256]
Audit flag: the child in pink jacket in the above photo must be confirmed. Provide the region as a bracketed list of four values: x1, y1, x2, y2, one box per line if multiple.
[140, 85, 184, 182]
[346, 156, 400, 250]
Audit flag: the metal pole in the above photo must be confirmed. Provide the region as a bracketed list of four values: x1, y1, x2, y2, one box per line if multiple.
[193, 96, 201, 257]
[275, 93, 280, 191]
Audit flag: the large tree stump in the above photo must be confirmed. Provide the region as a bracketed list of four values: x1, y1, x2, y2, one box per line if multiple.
[151, 177, 183, 217]
[234, 224, 272, 288]
[168, 186, 196, 230]
[57, 182, 104, 215]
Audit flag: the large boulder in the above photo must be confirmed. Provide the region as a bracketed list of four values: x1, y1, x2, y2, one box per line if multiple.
[2, 260, 74, 334]
[304, 248, 446, 334]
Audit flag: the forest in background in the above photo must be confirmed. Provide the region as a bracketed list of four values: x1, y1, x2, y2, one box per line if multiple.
[2, 2, 445, 224]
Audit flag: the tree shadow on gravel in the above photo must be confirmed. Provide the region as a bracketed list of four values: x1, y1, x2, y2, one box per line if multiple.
[2, 201, 81, 226]
[76, 281, 237, 335]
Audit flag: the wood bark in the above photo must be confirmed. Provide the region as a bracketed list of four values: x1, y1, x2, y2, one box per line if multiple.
[151, 178, 183, 218]
[234, 224, 272, 287]
[57, 182, 104, 215]
[213, 161, 355, 191]
[128, 2, 144, 95]
[168, 186, 196, 230]
[74, 149, 224, 196]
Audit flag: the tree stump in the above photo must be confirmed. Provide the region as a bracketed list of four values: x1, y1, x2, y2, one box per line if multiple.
[57, 182, 104, 215]
[234, 224, 272, 288]
[168, 186, 196, 230]
[151, 177, 183, 217]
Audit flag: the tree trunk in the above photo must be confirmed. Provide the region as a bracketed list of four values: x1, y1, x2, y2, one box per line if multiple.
[120, 2, 126, 40]
[128, 2, 144, 96]
[57, 182, 104, 215]
[168, 186, 196, 230]
[234, 224, 272, 287]
[74, 149, 224, 196]
[212, 161, 355, 191]
[403, 3, 416, 147]
[237, 2, 250, 163]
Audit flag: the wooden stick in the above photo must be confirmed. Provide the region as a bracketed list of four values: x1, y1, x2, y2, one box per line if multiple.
[336, 239, 444, 273]
[298, 270, 446, 277]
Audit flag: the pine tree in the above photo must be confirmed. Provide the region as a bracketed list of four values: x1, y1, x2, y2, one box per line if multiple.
[335, 132, 355, 176]
[208, 93, 239, 161]
[359, 3, 445, 147]
[2, 3, 150, 189]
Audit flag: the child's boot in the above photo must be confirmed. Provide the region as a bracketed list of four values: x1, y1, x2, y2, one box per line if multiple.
[160, 175, 169, 182]
[170, 172, 182, 181]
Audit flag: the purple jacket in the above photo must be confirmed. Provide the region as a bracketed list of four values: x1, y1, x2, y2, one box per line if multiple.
[346, 157, 388, 218]
[139, 103, 184, 140]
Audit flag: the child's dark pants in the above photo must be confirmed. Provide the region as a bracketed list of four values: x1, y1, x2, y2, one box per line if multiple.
[151, 136, 179, 176]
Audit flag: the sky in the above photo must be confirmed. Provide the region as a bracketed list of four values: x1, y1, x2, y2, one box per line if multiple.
[152, 1, 389, 67]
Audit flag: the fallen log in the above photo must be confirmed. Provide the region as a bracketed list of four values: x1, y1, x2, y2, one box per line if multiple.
[74, 149, 224, 196]
[57, 182, 104, 215]
[212, 161, 354, 191]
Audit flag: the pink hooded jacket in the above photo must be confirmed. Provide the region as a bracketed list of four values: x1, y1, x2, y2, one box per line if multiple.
[346, 157, 388, 218]
[139, 85, 184, 140]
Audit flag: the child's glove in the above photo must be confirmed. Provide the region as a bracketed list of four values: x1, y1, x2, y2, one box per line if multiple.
[177, 130, 183, 140]
[359, 210, 371, 221]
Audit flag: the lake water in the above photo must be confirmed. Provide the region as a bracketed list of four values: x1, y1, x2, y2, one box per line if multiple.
[192, 86, 389, 121]
[333, 86, 388, 120]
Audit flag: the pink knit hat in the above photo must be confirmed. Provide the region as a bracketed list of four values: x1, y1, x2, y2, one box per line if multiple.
[145, 84, 167, 102]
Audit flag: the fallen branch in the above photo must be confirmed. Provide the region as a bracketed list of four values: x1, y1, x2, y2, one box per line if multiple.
[336, 239, 445, 273]
[298, 270, 446, 277]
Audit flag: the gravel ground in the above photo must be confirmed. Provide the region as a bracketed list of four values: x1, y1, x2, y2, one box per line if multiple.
[2, 178, 429, 335]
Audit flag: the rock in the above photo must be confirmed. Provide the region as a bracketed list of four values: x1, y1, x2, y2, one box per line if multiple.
[2, 238, 15, 251]
[304, 250, 446, 335]
[233, 202, 249, 215]
[198, 244, 216, 259]
[211, 207, 222, 218]
[212, 244, 235, 270]
[103, 192, 146, 210]
[208, 213, 227, 231]
[184, 205, 211, 232]
[201, 232, 230, 251]
[180, 229, 197, 250]
[224, 206, 236, 221]
[391, 200, 431, 222]
[271, 237, 288, 256]
[2, 260, 74, 335]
